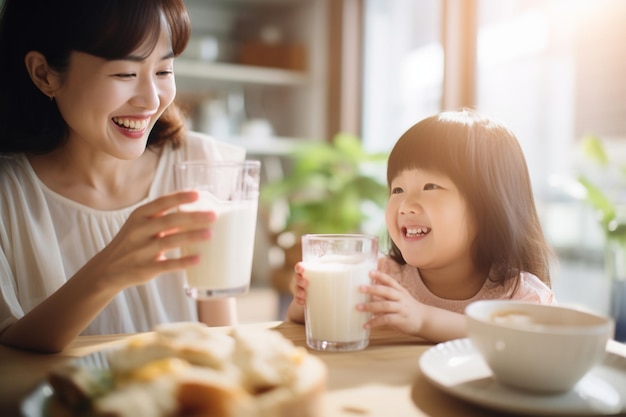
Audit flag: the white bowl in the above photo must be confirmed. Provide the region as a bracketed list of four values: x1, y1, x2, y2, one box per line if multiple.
[466, 300, 614, 393]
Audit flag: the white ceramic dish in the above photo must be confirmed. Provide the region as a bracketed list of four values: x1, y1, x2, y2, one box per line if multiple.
[21, 350, 109, 417]
[419, 338, 626, 416]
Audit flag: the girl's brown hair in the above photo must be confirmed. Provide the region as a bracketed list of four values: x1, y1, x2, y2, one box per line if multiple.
[387, 109, 552, 287]
[0, 0, 191, 154]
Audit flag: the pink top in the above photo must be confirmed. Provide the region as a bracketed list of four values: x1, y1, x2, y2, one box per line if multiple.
[378, 256, 556, 314]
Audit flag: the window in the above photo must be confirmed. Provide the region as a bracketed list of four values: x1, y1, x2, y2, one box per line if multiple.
[475, 0, 626, 256]
[362, 0, 443, 153]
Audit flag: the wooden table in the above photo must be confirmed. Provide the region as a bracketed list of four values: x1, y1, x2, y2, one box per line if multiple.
[1, 321, 625, 417]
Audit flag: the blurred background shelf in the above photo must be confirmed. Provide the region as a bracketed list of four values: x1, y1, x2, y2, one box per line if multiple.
[175, 59, 309, 87]
[179, 0, 327, 143]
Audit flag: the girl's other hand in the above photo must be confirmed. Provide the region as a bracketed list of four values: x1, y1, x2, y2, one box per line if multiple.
[357, 269, 425, 336]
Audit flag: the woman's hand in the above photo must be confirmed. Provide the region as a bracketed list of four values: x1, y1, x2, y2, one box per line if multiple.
[357, 269, 425, 336]
[84, 190, 215, 290]
[0, 190, 218, 352]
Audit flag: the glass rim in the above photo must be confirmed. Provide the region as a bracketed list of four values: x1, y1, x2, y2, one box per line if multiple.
[175, 159, 261, 168]
[302, 233, 378, 240]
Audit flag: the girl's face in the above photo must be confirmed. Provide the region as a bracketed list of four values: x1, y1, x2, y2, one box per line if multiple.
[52, 26, 176, 160]
[385, 168, 477, 270]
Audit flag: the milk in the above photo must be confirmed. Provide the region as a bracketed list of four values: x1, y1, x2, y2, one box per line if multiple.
[181, 196, 257, 293]
[304, 255, 375, 343]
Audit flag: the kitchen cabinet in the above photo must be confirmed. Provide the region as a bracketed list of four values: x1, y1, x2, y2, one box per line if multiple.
[177, 0, 329, 155]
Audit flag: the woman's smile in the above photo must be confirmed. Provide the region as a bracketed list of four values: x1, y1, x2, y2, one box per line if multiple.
[112, 116, 152, 139]
[112, 117, 150, 131]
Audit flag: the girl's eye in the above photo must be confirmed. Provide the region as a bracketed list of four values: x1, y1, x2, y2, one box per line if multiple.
[391, 186, 403, 194]
[113, 70, 173, 78]
[423, 183, 441, 190]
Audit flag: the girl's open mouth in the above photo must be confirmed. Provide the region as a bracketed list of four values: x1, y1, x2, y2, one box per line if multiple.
[404, 227, 430, 238]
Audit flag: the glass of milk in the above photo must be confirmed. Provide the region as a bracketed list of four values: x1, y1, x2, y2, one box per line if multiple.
[174, 160, 260, 299]
[302, 234, 378, 352]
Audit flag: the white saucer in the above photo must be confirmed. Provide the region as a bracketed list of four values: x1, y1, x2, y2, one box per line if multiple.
[419, 338, 626, 415]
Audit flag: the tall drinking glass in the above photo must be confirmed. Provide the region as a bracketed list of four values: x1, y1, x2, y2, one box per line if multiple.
[302, 234, 379, 352]
[174, 160, 261, 299]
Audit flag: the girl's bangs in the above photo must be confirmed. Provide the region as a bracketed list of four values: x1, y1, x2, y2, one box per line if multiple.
[386, 119, 466, 185]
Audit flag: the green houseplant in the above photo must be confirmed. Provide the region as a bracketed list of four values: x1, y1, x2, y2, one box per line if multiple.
[577, 135, 626, 341]
[260, 132, 389, 294]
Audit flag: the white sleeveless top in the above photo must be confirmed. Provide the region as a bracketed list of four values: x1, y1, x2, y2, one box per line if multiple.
[0, 132, 244, 335]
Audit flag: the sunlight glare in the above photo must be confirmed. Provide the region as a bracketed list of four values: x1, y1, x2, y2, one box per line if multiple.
[478, 9, 547, 67]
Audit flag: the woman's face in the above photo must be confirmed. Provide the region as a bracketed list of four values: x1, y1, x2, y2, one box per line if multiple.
[385, 168, 477, 270]
[51, 26, 176, 160]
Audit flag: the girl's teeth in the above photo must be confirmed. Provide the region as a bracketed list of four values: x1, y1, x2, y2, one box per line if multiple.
[406, 227, 429, 237]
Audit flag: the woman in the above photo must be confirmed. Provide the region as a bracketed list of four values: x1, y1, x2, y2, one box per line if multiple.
[0, 0, 244, 352]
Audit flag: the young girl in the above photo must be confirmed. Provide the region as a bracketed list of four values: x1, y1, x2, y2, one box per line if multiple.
[0, 0, 244, 352]
[287, 109, 556, 342]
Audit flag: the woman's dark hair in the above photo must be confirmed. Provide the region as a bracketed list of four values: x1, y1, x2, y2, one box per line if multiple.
[0, 0, 191, 154]
[386, 108, 552, 287]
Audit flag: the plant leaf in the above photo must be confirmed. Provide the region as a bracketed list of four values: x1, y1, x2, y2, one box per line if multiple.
[580, 135, 609, 167]
[577, 175, 615, 229]
[260, 132, 389, 235]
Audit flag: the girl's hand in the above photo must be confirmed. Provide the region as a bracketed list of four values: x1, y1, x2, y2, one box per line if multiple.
[82, 190, 215, 290]
[292, 262, 308, 305]
[286, 262, 307, 323]
[357, 269, 425, 336]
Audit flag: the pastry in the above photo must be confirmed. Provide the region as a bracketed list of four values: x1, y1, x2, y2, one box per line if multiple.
[47, 322, 327, 417]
